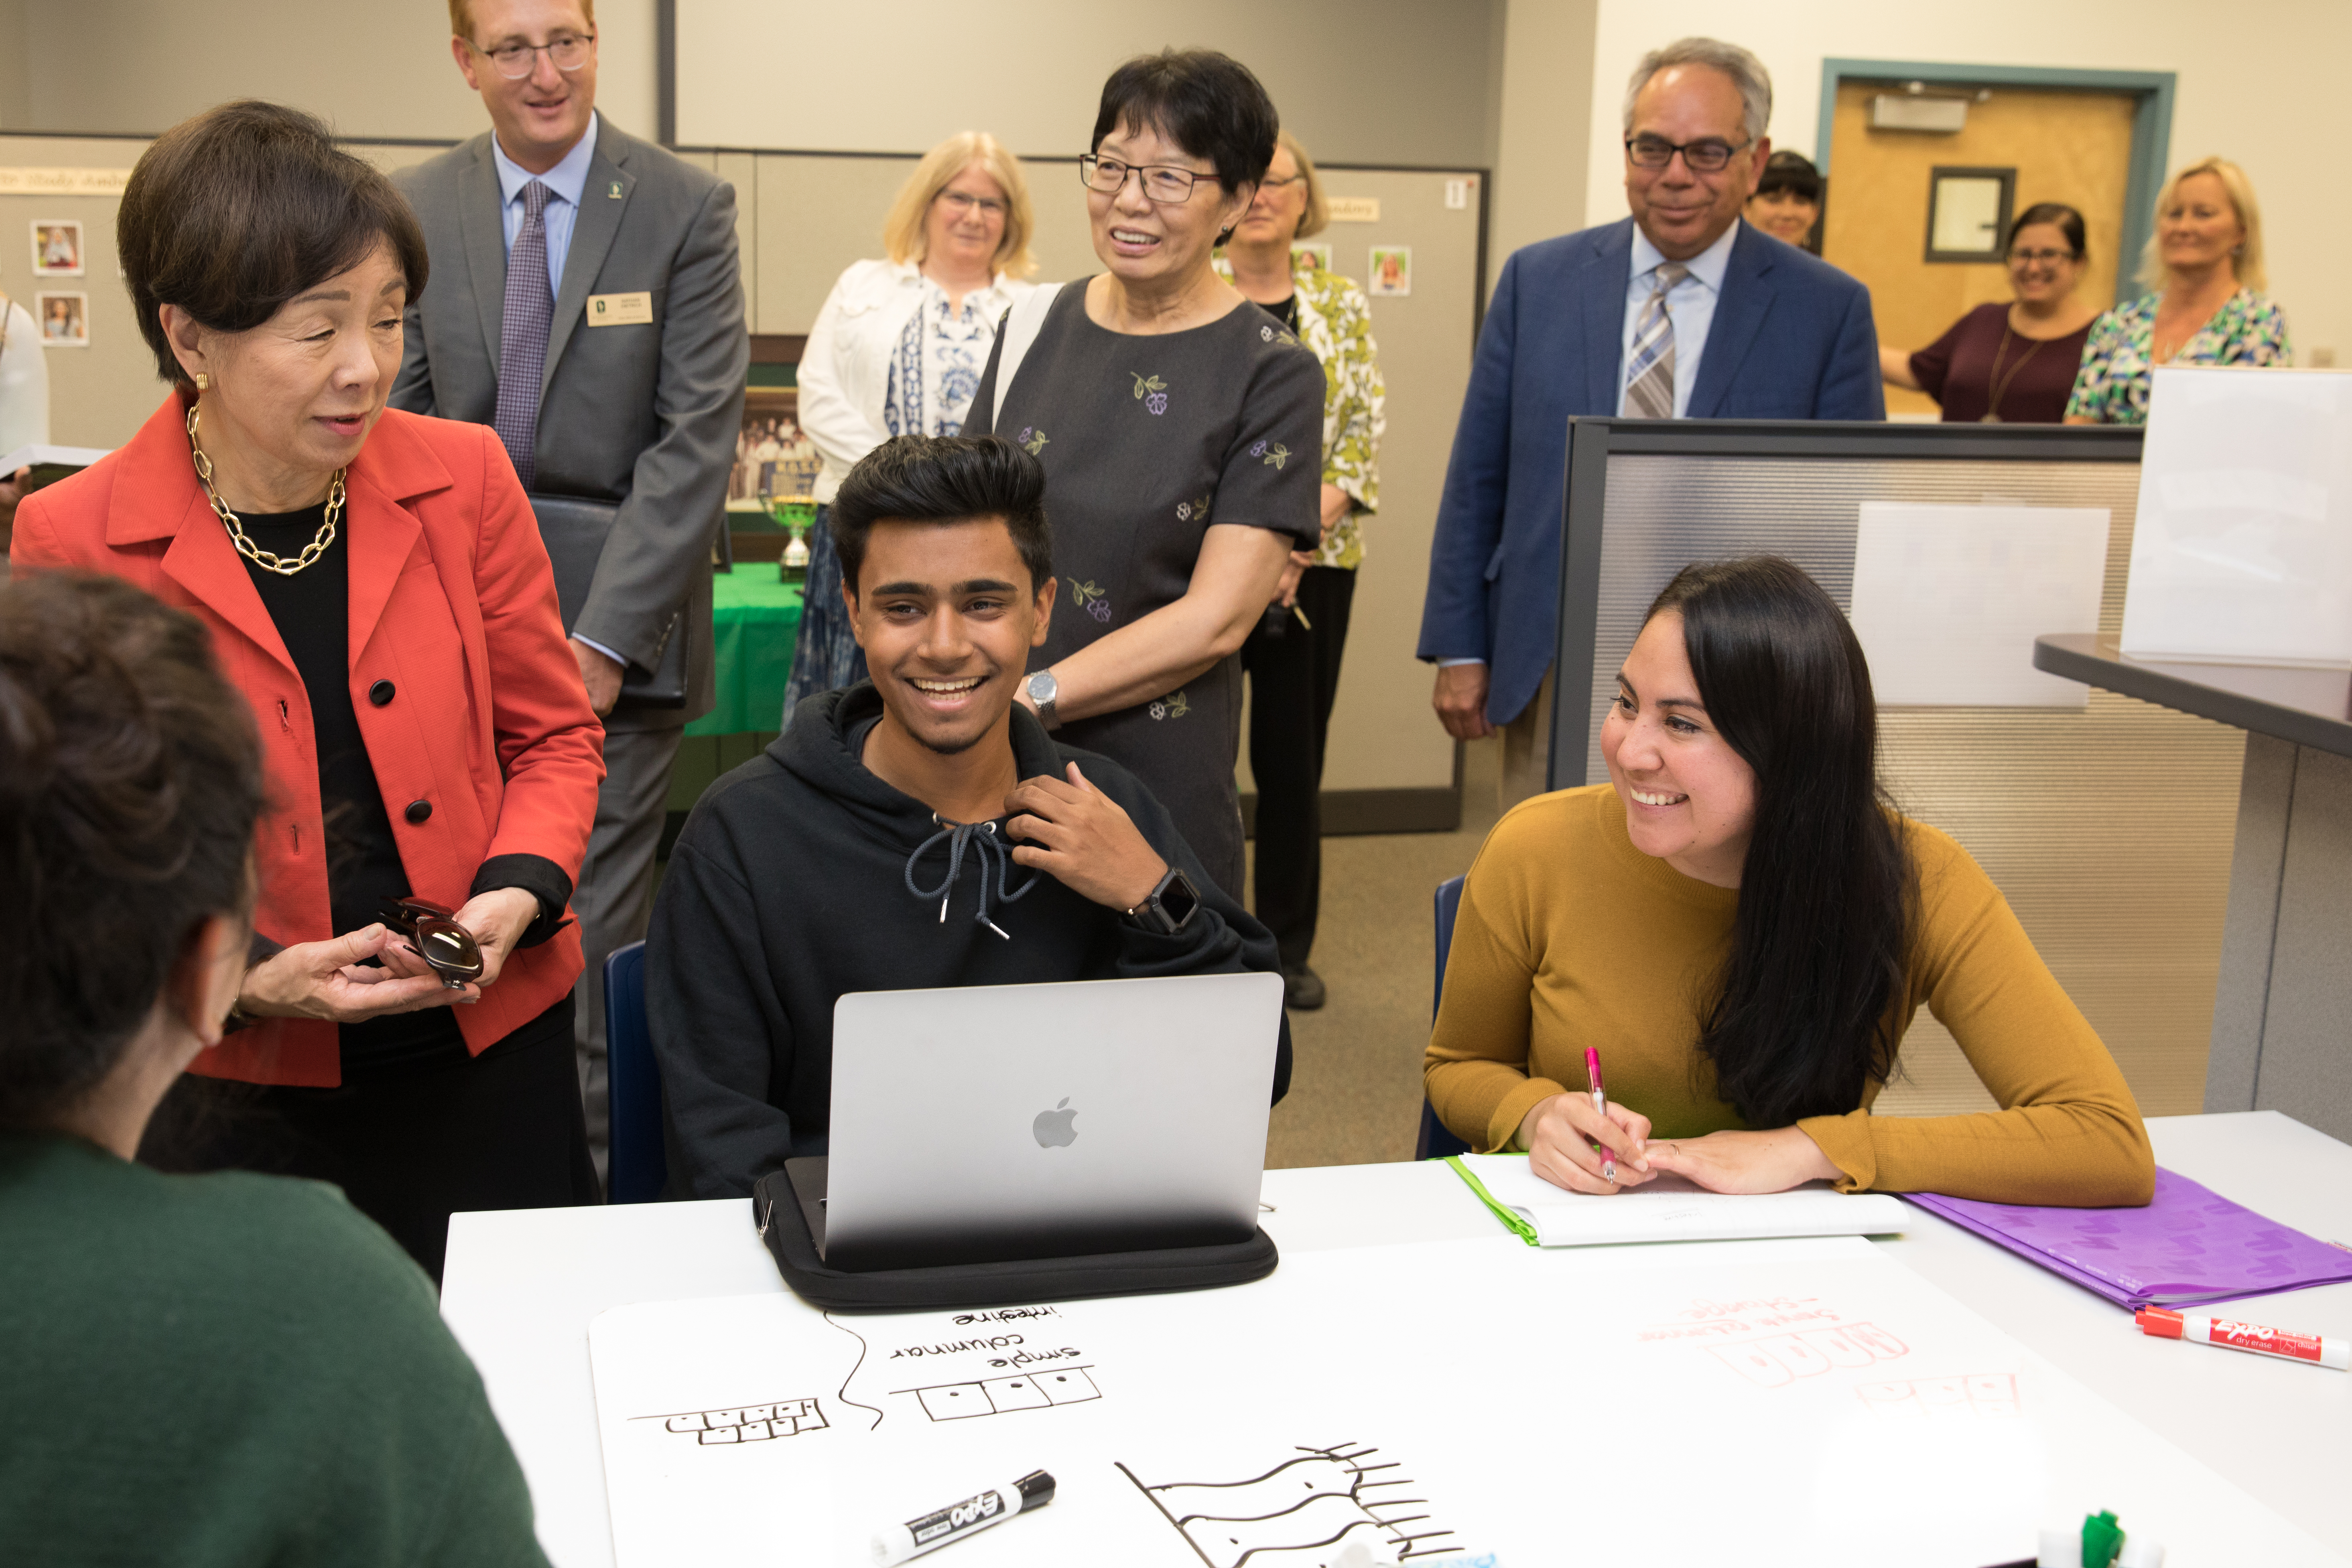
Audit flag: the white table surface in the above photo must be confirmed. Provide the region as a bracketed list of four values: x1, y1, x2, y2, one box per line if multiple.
[441, 1111, 2352, 1568]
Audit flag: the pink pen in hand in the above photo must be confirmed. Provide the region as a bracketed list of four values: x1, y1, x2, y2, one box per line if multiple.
[1585, 1046, 1617, 1184]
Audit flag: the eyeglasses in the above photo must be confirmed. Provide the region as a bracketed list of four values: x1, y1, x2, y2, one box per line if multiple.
[1625, 134, 1751, 174]
[1079, 154, 1211, 204]
[936, 190, 1007, 220]
[469, 32, 595, 79]
[1257, 174, 1307, 189]
[2007, 247, 2078, 265]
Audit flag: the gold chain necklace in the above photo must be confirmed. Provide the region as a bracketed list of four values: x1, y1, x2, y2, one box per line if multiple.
[187, 404, 345, 577]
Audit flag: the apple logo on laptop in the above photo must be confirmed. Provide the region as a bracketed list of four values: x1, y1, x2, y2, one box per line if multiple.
[1032, 1098, 1078, 1149]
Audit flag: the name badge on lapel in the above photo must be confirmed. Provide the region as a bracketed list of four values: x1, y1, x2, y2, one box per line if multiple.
[587, 291, 654, 327]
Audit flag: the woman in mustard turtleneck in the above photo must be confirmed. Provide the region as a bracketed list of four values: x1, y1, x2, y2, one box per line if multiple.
[1424, 556, 2153, 1206]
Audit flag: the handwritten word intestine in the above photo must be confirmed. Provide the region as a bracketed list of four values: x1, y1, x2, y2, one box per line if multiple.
[953, 1306, 1062, 1326]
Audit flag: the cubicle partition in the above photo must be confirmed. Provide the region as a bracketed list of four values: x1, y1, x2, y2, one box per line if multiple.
[1548, 420, 2246, 1119]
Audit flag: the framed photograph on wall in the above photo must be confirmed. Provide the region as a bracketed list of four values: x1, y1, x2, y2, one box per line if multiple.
[35, 291, 88, 347]
[31, 220, 83, 277]
[1925, 167, 2015, 263]
[731, 387, 816, 510]
[1367, 245, 1412, 297]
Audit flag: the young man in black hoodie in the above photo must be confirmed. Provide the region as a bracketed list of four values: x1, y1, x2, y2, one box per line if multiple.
[648, 435, 1288, 1197]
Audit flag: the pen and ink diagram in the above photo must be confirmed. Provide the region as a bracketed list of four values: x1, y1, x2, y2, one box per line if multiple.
[1708, 1320, 1909, 1388]
[633, 1397, 829, 1446]
[1856, 1372, 2021, 1422]
[1117, 1441, 1464, 1567]
[896, 1364, 1101, 1421]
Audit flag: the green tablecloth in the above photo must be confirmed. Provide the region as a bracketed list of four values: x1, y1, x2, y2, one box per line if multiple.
[687, 565, 802, 737]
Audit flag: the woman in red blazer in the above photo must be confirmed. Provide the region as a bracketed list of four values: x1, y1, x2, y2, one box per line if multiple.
[10, 102, 605, 1282]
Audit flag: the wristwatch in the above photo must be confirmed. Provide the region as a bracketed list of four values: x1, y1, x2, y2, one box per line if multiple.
[1024, 668, 1062, 731]
[1123, 865, 1202, 934]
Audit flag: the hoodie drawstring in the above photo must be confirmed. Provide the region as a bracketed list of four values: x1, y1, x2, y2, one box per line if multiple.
[904, 817, 1039, 940]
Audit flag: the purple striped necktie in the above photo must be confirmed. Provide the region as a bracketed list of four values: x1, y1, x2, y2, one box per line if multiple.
[494, 179, 554, 490]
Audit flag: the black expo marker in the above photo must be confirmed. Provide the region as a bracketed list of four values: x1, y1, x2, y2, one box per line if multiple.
[869, 1470, 1056, 1564]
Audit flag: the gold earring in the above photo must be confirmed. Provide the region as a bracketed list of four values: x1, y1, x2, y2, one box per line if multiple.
[194, 372, 210, 391]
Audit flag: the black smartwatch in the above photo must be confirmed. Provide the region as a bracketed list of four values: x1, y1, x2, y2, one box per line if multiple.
[1123, 866, 1201, 934]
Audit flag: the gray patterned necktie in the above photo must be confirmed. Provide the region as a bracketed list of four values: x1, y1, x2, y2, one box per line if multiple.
[1624, 262, 1691, 420]
[495, 179, 554, 489]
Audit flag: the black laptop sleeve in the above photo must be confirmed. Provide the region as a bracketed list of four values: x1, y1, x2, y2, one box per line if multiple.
[750, 1165, 1279, 1313]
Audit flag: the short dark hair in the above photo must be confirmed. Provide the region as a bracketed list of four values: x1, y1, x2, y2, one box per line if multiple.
[829, 436, 1053, 594]
[119, 100, 430, 388]
[1644, 556, 1915, 1130]
[1091, 49, 1279, 195]
[1755, 150, 1822, 203]
[2009, 201, 2088, 260]
[0, 573, 264, 1133]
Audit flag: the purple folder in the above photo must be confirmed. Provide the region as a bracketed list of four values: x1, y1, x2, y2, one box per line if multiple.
[1904, 1168, 2352, 1311]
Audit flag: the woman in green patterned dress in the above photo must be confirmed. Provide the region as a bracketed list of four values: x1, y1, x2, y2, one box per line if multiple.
[1220, 132, 1386, 1009]
[2066, 156, 2290, 426]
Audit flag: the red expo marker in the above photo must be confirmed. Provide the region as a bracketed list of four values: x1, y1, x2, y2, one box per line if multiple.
[2135, 1306, 2349, 1370]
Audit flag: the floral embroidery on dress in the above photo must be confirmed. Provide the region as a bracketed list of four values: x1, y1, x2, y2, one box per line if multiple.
[1148, 690, 1191, 721]
[1129, 372, 1168, 415]
[1067, 578, 1112, 623]
[1176, 491, 1213, 524]
[1212, 251, 1385, 569]
[1256, 441, 1292, 470]
[2064, 288, 2292, 427]
[1017, 425, 1049, 456]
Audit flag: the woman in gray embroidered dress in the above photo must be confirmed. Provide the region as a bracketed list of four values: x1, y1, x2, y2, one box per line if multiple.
[965, 50, 1322, 900]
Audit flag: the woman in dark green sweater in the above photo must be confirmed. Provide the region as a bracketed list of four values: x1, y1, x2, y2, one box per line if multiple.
[0, 572, 548, 1567]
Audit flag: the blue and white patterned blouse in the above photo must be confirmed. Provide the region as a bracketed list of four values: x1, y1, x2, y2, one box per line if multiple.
[883, 275, 1017, 438]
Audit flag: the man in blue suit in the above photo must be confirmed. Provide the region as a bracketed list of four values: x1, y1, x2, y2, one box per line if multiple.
[1419, 37, 1883, 802]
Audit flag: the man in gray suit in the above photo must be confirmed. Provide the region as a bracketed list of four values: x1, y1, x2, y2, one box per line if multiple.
[393, 0, 747, 1171]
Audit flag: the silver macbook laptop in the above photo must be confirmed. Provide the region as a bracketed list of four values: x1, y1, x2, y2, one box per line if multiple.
[808, 971, 1284, 1271]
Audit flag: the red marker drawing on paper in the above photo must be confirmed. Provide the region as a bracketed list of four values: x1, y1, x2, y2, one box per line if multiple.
[2135, 1306, 2348, 1370]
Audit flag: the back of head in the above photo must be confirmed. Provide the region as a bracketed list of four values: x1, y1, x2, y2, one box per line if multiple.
[828, 435, 1053, 595]
[0, 574, 263, 1133]
[1093, 48, 1278, 194]
[1623, 37, 1773, 142]
[2139, 155, 2264, 292]
[1645, 556, 1912, 1127]
[119, 99, 430, 386]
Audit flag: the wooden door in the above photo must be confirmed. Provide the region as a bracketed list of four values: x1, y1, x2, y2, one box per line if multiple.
[1823, 83, 2136, 418]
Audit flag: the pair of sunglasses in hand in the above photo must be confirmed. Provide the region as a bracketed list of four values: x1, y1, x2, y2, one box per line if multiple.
[378, 896, 486, 989]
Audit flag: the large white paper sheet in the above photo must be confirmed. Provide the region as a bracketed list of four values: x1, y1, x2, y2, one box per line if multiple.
[1849, 502, 2111, 707]
[588, 1237, 2342, 1567]
[1456, 1155, 1908, 1245]
[2121, 366, 2352, 666]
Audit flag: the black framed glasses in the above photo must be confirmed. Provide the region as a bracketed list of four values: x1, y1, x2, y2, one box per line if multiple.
[380, 896, 485, 989]
[1625, 134, 1751, 173]
[1079, 154, 1210, 204]
[470, 32, 595, 78]
[2007, 247, 2078, 265]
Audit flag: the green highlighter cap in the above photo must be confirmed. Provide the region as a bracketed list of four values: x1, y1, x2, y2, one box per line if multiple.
[2080, 1509, 2124, 1566]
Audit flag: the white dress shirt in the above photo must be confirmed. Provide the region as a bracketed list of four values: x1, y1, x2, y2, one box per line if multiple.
[1615, 218, 1741, 419]
[490, 112, 599, 297]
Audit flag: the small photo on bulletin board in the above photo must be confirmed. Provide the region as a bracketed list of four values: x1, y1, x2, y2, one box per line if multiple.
[1368, 245, 1412, 296]
[30, 220, 83, 276]
[35, 291, 88, 347]
[1924, 167, 2015, 263]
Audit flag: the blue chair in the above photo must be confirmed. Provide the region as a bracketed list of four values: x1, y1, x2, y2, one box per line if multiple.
[603, 940, 668, 1203]
[1414, 876, 1474, 1161]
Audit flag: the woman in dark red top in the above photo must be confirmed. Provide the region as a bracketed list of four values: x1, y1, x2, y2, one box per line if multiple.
[1881, 203, 2100, 423]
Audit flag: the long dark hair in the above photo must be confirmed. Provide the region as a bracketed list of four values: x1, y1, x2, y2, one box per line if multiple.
[1648, 557, 1915, 1127]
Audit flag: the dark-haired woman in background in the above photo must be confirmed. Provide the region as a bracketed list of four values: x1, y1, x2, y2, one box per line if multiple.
[964, 49, 1324, 900]
[1743, 150, 1822, 251]
[1425, 556, 2153, 1205]
[1880, 203, 2099, 423]
[10, 102, 603, 1282]
[0, 573, 547, 1562]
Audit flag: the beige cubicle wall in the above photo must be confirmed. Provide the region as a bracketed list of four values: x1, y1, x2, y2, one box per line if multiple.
[681, 146, 1477, 832]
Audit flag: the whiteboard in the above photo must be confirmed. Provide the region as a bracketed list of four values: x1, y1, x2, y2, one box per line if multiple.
[1850, 502, 2111, 707]
[2121, 366, 2352, 667]
[587, 1236, 2336, 1566]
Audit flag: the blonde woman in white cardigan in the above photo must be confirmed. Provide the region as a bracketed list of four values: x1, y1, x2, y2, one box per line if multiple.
[785, 133, 1040, 723]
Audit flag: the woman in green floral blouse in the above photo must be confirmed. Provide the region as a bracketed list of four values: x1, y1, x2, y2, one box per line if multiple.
[2066, 156, 2291, 426]
[1221, 131, 1386, 1009]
